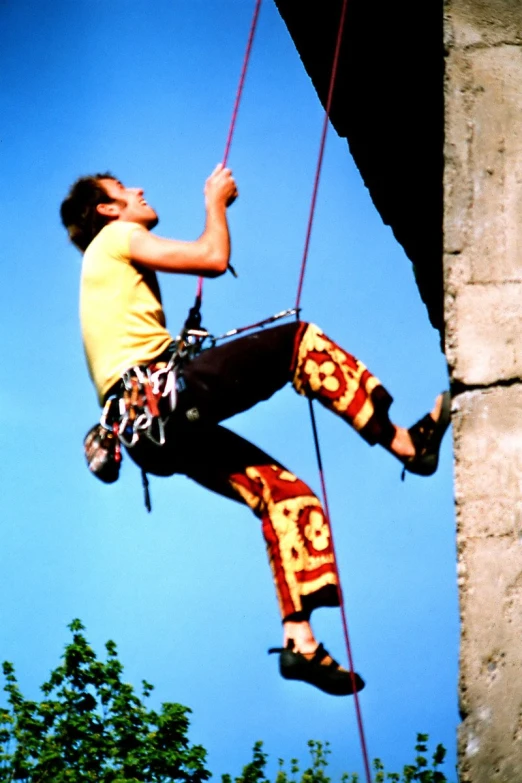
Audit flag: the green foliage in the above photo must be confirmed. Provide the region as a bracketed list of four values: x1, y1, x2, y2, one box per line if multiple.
[371, 734, 448, 783]
[0, 619, 210, 783]
[0, 622, 452, 783]
[225, 736, 451, 783]
[222, 741, 269, 783]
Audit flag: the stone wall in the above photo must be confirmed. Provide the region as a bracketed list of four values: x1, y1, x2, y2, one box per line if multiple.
[444, 1, 522, 780]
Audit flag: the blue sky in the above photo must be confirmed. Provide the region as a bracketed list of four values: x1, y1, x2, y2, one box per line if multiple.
[1, 1, 457, 779]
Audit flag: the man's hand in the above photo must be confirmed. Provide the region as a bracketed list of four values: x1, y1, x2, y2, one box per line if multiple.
[129, 164, 237, 277]
[204, 163, 238, 209]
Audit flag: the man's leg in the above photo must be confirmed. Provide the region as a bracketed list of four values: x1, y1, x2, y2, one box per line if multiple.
[177, 320, 390, 439]
[170, 424, 339, 618]
[176, 321, 448, 474]
[292, 323, 451, 473]
[127, 419, 339, 617]
[176, 322, 304, 423]
[161, 422, 363, 695]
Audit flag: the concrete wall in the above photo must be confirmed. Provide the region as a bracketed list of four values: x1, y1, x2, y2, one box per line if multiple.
[444, 2, 522, 780]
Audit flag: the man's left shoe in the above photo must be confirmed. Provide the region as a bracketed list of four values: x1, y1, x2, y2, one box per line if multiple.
[401, 391, 452, 477]
[268, 640, 365, 696]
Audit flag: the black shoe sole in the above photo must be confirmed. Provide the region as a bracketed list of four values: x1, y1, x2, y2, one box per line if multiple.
[404, 390, 451, 476]
[279, 648, 365, 697]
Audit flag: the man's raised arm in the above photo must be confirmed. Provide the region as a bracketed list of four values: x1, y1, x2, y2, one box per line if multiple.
[130, 164, 238, 277]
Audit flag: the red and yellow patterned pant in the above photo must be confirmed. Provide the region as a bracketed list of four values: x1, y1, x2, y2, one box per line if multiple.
[128, 322, 393, 620]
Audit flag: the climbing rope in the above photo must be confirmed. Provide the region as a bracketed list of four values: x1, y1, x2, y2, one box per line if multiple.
[295, 0, 348, 313]
[186, 3, 373, 777]
[222, 0, 262, 168]
[195, 0, 263, 301]
[294, 2, 373, 782]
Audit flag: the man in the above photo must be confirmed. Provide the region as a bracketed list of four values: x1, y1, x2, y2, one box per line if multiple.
[60, 164, 450, 696]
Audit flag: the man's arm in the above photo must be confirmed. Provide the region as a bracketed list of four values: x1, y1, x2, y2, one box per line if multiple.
[130, 164, 238, 277]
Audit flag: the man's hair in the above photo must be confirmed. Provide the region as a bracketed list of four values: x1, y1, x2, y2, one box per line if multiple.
[60, 172, 118, 251]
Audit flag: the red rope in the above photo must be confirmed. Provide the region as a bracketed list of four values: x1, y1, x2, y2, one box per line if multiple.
[191, 3, 372, 772]
[196, 0, 263, 301]
[307, 402, 373, 783]
[295, 0, 348, 312]
[223, 0, 262, 168]
[296, 2, 373, 782]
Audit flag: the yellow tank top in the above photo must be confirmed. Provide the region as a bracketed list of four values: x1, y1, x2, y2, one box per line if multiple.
[80, 221, 173, 405]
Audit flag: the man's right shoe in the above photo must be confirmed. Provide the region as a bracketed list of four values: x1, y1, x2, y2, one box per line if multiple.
[401, 391, 452, 477]
[268, 640, 365, 696]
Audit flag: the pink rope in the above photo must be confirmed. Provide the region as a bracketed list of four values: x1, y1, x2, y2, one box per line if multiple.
[196, 0, 263, 299]
[307, 401, 372, 783]
[223, 0, 262, 167]
[295, 0, 348, 312]
[296, 2, 373, 781]
[192, 3, 373, 774]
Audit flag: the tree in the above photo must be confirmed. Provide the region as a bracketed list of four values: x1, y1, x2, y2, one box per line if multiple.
[225, 737, 450, 783]
[0, 619, 209, 783]
[0, 622, 451, 783]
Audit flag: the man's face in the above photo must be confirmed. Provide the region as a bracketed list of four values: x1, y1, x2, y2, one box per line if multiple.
[97, 178, 159, 228]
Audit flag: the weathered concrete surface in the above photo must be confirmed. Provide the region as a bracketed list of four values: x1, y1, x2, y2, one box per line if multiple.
[445, 1, 522, 780]
[453, 388, 522, 782]
[445, 31, 522, 386]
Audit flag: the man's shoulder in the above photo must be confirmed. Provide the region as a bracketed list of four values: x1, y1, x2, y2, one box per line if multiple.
[85, 221, 147, 260]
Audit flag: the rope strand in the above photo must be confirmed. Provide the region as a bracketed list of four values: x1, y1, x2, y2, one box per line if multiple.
[223, 0, 263, 167]
[196, 0, 263, 300]
[296, 2, 373, 781]
[295, 0, 349, 312]
[191, 3, 372, 776]
[307, 401, 372, 783]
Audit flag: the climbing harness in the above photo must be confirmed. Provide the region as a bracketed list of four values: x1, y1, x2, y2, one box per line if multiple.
[83, 305, 298, 507]
[84, 351, 178, 503]
[85, 329, 190, 487]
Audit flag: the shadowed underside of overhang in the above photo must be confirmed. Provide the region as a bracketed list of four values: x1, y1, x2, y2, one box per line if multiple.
[274, 0, 444, 334]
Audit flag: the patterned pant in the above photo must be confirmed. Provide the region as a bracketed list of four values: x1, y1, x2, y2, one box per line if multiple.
[127, 322, 392, 620]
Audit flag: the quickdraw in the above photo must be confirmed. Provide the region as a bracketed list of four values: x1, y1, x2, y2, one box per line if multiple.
[116, 361, 176, 448]
[208, 307, 299, 343]
[179, 306, 300, 353]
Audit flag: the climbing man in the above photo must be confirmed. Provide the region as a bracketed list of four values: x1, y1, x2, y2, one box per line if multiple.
[60, 164, 451, 697]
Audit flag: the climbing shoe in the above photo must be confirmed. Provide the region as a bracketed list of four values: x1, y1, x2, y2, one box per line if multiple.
[402, 390, 452, 477]
[268, 640, 365, 696]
